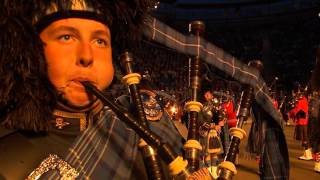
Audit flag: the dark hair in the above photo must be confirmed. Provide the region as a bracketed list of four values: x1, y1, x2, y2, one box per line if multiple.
[0, 17, 56, 131]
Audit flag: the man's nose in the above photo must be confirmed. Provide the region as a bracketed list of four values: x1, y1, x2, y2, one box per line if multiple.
[77, 42, 93, 67]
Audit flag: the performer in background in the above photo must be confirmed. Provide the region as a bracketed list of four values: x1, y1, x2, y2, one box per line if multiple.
[288, 86, 312, 160]
[0, 0, 189, 179]
[199, 90, 223, 178]
[222, 91, 237, 129]
[201, 90, 225, 157]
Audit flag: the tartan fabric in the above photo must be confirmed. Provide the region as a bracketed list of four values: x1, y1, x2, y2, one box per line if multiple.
[252, 102, 289, 180]
[44, 107, 184, 179]
[261, 126, 290, 180]
[144, 17, 289, 179]
[148, 112, 185, 154]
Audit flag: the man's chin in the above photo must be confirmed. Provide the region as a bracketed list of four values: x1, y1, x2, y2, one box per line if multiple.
[68, 100, 91, 107]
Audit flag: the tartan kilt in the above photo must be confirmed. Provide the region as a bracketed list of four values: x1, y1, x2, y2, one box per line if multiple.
[294, 125, 308, 141]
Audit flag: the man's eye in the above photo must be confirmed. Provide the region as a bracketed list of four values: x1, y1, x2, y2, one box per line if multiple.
[58, 35, 72, 42]
[95, 39, 108, 47]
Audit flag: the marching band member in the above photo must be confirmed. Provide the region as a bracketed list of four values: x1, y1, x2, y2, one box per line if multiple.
[289, 87, 312, 160]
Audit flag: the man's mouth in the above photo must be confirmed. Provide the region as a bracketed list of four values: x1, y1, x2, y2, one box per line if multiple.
[72, 78, 96, 87]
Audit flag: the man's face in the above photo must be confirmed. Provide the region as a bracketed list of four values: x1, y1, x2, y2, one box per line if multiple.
[40, 18, 113, 107]
[204, 91, 213, 101]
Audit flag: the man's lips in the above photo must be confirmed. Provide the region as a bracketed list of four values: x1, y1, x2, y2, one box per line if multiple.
[73, 77, 94, 83]
[69, 78, 96, 91]
[72, 77, 97, 85]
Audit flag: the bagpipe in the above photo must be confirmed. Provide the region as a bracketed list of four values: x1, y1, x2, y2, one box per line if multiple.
[202, 94, 229, 124]
[83, 17, 288, 179]
[81, 81, 212, 179]
[286, 95, 299, 112]
[118, 51, 166, 179]
[203, 98, 224, 120]
[283, 92, 307, 119]
[216, 60, 261, 179]
[183, 20, 204, 173]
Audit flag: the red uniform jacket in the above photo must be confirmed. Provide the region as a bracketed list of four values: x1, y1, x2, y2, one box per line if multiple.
[273, 99, 279, 109]
[289, 96, 308, 125]
[222, 100, 237, 128]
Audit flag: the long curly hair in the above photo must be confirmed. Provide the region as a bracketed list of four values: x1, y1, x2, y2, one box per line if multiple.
[0, 0, 155, 131]
[0, 16, 56, 132]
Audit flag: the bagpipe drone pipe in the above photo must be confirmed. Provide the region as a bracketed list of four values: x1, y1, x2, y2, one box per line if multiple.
[118, 51, 166, 180]
[216, 60, 261, 180]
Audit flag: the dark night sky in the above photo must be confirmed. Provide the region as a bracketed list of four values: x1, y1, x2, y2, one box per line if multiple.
[152, 0, 320, 91]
